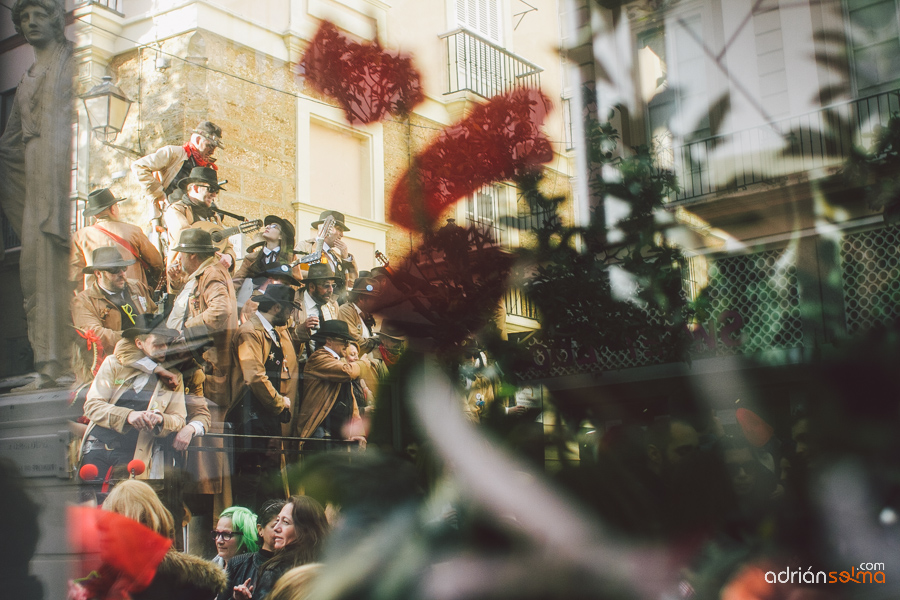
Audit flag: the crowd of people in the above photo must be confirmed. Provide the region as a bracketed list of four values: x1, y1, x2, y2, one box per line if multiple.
[63, 120, 423, 598]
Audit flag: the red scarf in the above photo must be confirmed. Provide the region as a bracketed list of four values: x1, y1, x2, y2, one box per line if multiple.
[183, 143, 218, 169]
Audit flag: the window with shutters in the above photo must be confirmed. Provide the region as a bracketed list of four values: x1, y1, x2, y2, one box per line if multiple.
[456, 0, 502, 45]
[845, 0, 900, 96]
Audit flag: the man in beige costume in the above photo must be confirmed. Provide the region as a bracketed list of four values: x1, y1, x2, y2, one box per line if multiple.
[0, 0, 74, 389]
[71, 188, 164, 290]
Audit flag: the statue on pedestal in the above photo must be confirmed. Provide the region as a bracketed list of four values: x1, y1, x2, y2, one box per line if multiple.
[0, 0, 75, 390]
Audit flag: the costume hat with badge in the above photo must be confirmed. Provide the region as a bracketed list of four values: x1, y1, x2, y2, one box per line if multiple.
[312, 319, 355, 342]
[311, 210, 349, 232]
[348, 277, 378, 300]
[178, 166, 226, 192]
[85, 246, 136, 274]
[170, 228, 218, 254]
[252, 262, 303, 288]
[304, 262, 339, 283]
[193, 121, 225, 149]
[83, 188, 124, 218]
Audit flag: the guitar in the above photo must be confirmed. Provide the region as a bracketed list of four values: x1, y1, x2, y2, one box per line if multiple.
[190, 219, 264, 251]
[291, 214, 336, 271]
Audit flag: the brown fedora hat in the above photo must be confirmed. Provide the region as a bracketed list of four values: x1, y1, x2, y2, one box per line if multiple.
[303, 262, 339, 283]
[84, 246, 135, 274]
[348, 277, 378, 298]
[311, 319, 354, 342]
[311, 210, 349, 232]
[171, 228, 217, 254]
[83, 188, 124, 218]
[193, 121, 225, 149]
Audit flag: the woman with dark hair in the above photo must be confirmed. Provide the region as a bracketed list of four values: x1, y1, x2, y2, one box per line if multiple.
[233, 215, 299, 285]
[233, 496, 329, 600]
[218, 499, 285, 600]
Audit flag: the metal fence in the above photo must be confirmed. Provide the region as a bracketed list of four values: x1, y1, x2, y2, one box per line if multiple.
[665, 88, 900, 202]
[441, 28, 542, 99]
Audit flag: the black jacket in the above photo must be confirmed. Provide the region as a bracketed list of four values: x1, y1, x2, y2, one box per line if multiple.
[217, 549, 273, 600]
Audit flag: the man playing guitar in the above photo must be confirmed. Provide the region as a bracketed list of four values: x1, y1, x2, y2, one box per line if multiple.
[294, 210, 358, 302]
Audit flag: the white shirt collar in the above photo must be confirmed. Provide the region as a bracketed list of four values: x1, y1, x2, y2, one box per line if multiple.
[256, 311, 279, 343]
[262, 246, 280, 256]
[322, 345, 341, 359]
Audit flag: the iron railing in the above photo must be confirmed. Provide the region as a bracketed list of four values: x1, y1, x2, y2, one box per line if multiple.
[504, 287, 539, 321]
[661, 88, 900, 202]
[441, 28, 543, 98]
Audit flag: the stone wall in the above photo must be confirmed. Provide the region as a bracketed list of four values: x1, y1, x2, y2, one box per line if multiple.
[93, 31, 300, 252]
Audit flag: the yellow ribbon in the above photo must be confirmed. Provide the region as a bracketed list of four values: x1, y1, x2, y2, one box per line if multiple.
[121, 303, 136, 325]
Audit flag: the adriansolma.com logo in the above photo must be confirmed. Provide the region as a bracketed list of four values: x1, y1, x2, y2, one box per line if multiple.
[764, 563, 886, 584]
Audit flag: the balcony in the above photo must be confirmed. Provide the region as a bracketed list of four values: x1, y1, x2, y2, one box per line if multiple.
[659, 88, 900, 203]
[441, 28, 542, 99]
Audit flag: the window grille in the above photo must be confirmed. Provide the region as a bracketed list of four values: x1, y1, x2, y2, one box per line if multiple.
[840, 224, 900, 334]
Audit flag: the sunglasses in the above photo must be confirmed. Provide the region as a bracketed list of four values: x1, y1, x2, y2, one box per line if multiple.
[102, 266, 127, 274]
[211, 530, 243, 541]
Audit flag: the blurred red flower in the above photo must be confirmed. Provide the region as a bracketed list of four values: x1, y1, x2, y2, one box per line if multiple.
[390, 88, 553, 231]
[300, 21, 424, 125]
[68, 506, 171, 600]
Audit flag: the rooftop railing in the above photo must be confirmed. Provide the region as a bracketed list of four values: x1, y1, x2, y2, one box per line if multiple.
[441, 28, 543, 99]
[659, 88, 900, 202]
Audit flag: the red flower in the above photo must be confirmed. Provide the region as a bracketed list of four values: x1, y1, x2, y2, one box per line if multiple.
[300, 21, 424, 125]
[390, 88, 554, 231]
[68, 506, 171, 600]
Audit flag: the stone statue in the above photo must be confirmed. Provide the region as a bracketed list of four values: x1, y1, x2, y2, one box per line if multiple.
[0, 0, 75, 390]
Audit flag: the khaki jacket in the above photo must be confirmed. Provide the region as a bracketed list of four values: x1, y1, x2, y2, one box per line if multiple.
[71, 281, 157, 380]
[71, 217, 164, 289]
[80, 355, 186, 479]
[131, 144, 189, 206]
[163, 202, 236, 267]
[292, 348, 361, 439]
[229, 313, 299, 415]
[336, 302, 379, 354]
[180, 257, 238, 407]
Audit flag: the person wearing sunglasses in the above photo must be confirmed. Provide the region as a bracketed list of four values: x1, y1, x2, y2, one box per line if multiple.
[71, 247, 157, 385]
[213, 506, 259, 571]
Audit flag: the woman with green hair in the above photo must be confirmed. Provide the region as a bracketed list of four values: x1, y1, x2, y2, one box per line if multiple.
[213, 506, 259, 571]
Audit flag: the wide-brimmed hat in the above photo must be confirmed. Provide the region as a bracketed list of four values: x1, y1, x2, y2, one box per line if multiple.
[84, 246, 135, 274]
[178, 166, 226, 192]
[122, 313, 179, 341]
[193, 121, 225, 149]
[348, 277, 378, 299]
[304, 263, 339, 284]
[171, 228, 217, 254]
[376, 320, 406, 342]
[264, 215, 295, 245]
[258, 283, 301, 309]
[83, 188, 124, 218]
[252, 262, 303, 288]
[311, 210, 349, 232]
[312, 319, 354, 342]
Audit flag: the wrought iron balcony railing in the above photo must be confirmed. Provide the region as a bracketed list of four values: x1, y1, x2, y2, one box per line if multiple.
[657, 88, 900, 202]
[440, 28, 542, 99]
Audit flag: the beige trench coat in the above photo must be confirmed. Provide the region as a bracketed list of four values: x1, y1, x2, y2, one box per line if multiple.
[80, 355, 187, 479]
